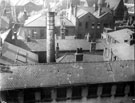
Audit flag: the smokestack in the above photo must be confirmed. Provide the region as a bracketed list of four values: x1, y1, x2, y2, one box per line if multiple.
[46, 12, 56, 63]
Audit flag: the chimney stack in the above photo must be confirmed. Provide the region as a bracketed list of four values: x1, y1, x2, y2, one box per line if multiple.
[60, 21, 66, 39]
[93, 2, 98, 11]
[0, 37, 2, 56]
[74, 5, 77, 17]
[75, 48, 83, 62]
[46, 12, 56, 63]
[55, 43, 59, 59]
[98, 0, 103, 16]
[90, 41, 96, 52]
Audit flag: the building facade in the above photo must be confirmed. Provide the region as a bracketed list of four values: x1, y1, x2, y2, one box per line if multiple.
[22, 14, 75, 40]
[68, 6, 114, 40]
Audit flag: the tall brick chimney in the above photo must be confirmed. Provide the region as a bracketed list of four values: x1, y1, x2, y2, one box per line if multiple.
[46, 12, 55, 63]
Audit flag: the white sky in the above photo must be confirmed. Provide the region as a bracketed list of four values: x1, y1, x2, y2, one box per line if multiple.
[1, 0, 63, 6]
[9, 0, 44, 5]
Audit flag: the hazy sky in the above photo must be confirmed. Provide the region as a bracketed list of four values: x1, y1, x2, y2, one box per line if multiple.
[9, 0, 44, 5]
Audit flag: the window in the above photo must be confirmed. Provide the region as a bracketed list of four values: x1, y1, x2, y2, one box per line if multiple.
[41, 88, 52, 102]
[32, 29, 37, 38]
[56, 87, 67, 101]
[115, 83, 125, 97]
[85, 22, 88, 29]
[4, 90, 18, 102]
[88, 84, 98, 98]
[79, 22, 82, 27]
[66, 29, 68, 36]
[104, 23, 109, 27]
[24, 89, 35, 103]
[97, 23, 100, 29]
[128, 82, 134, 96]
[101, 84, 112, 97]
[72, 86, 82, 99]
[92, 23, 95, 29]
[40, 29, 44, 38]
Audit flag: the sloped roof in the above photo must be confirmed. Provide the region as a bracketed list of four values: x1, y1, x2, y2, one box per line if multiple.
[24, 14, 75, 27]
[0, 60, 134, 90]
[86, 0, 97, 7]
[80, 7, 95, 13]
[16, 0, 42, 6]
[0, 16, 10, 29]
[77, 9, 89, 18]
[15, 39, 91, 52]
[0, 16, 10, 24]
[0, 29, 11, 43]
[76, 7, 96, 18]
[57, 53, 103, 63]
[93, 7, 112, 18]
[71, 0, 81, 6]
[1, 41, 38, 64]
[76, 6, 112, 19]
[111, 43, 135, 60]
[0, 56, 15, 65]
[105, 0, 122, 10]
[86, 0, 123, 10]
[108, 29, 134, 43]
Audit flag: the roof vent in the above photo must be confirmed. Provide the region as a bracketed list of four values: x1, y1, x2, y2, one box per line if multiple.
[75, 48, 83, 62]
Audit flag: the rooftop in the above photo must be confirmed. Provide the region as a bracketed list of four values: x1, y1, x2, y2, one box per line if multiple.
[24, 14, 75, 27]
[0, 29, 11, 43]
[15, 39, 91, 52]
[16, 0, 42, 6]
[111, 43, 135, 60]
[76, 6, 112, 19]
[93, 7, 112, 18]
[108, 29, 134, 43]
[86, 0, 122, 10]
[0, 60, 134, 90]
[1, 41, 38, 64]
[105, 0, 122, 10]
[57, 53, 103, 63]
